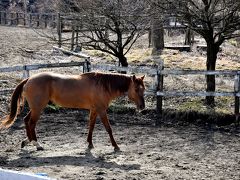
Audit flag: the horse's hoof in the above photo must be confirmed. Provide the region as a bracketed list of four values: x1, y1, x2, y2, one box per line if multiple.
[88, 144, 94, 149]
[114, 146, 120, 152]
[37, 146, 44, 151]
[21, 141, 27, 148]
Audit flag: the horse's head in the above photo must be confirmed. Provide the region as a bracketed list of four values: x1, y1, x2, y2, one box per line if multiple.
[128, 75, 145, 110]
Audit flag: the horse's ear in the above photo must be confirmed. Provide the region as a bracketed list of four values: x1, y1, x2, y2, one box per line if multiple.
[132, 75, 136, 82]
[141, 75, 145, 80]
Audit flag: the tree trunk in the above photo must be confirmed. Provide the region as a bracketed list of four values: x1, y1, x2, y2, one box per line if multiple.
[118, 54, 128, 67]
[206, 41, 219, 107]
[151, 17, 164, 55]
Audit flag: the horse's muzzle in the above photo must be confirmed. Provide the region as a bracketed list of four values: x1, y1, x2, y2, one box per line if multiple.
[139, 104, 145, 110]
[138, 98, 145, 110]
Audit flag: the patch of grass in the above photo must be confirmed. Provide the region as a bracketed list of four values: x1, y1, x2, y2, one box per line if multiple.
[82, 45, 240, 71]
[108, 97, 136, 114]
[45, 103, 61, 113]
[83, 48, 153, 65]
[177, 99, 207, 112]
[108, 104, 136, 114]
[127, 48, 152, 64]
[228, 39, 238, 47]
[83, 49, 115, 63]
[216, 58, 240, 70]
[215, 97, 234, 114]
[167, 97, 234, 115]
[162, 108, 236, 126]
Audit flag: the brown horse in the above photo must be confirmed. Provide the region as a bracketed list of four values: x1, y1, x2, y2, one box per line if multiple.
[0, 72, 145, 151]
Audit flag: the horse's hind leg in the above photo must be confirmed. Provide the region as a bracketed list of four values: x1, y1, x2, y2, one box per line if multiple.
[21, 111, 31, 148]
[87, 110, 97, 149]
[29, 110, 44, 151]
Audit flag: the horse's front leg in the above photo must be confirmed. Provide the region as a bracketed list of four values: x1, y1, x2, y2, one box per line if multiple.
[87, 110, 97, 149]
[99, 111, 120, 151]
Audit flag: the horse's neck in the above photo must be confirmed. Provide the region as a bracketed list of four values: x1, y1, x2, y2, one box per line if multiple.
[109, 86, 129, 102]
[99, 74, 130, 101]
[112, 90, 127, 99]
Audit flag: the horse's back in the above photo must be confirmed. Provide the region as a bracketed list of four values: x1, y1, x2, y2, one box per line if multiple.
[22, 72, 115, 110]
[23, 72, 97, 109]
[23, 72, 74, 93]
[27, 72, 76, 81]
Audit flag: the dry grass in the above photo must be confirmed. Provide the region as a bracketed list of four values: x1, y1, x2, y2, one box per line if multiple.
[83, 33, 240, 71]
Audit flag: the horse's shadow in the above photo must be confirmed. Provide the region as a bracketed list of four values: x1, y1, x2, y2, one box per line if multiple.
[2, 149, 140, 171]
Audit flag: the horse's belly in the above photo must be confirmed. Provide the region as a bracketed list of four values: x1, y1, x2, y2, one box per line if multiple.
[51, 93, 91, 109]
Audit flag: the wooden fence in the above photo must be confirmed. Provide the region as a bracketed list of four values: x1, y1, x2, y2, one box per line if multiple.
[156, 69, 240, 125]
[0, 60, 90, 95]
[87, 62, 240, 124]
[0, 11, 57, 28]
[0, 48, 239, 125]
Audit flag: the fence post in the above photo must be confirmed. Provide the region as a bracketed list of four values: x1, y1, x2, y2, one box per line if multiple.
[22, 65, 30, 79]
[29, 13, 32, 27]
[86, 58, 91, 72]
[36, 14, 40, 27]
[23, 13, 26, 26]
[148, 28, 151, 48]
[156, 59, 164, 126]
[76, 26, 79, 47]
[83, 58, 91, 73]
[10, 13, 14, 25]
[16, 13, 19, 25]
[44, 14, 48, 28]
[57, 13, 62, 48]
[71, 24, 75, 51]
[51, 14, 56, 28]
[4, 12, 7, 24]
[234, 74, 240, 125]
[0, 11, 4, 25]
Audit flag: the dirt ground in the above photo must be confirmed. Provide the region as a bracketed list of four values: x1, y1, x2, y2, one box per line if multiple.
[0, 26, 240, 179]
[0, 110, 240, 180]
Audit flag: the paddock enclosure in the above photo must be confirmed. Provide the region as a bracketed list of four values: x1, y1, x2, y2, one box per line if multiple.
[0, 110, 240, 180]
[0, 25, 240, 179]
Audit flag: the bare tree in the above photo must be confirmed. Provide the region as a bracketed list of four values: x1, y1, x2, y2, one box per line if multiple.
[150, 4, 164, 55]
[64, 0, 149, 67]
[149, 0, 240, 106]
[8, 0, 149, 67]
[151, 18, 164, 55]
[0, 0, 9, 11]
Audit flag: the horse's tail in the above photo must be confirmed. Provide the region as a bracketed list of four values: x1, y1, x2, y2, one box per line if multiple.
[0, 78, 28, 129]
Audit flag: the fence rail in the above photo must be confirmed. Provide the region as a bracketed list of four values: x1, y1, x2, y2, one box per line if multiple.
[0, 60, 90, 95]
[92, 64, 158, 76]
[0, 61, 87, 73]
[0, 88, 14, 95]
[156, 68, 240, 125]
[161, 69, 240, 75]
[157, 91, 240, 97]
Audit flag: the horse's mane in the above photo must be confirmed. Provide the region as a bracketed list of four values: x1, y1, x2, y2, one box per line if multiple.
[84, 72, 131, 94]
